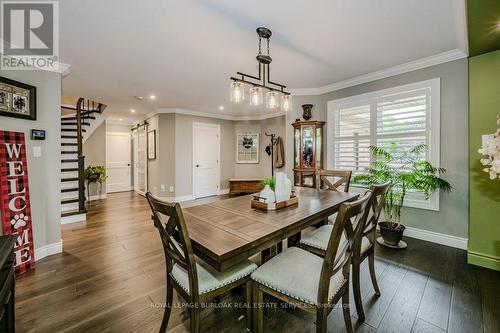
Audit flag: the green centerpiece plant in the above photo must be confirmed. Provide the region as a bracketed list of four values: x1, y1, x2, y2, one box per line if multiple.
[353, 143, 451, 248]
[260, 177, 276, 191]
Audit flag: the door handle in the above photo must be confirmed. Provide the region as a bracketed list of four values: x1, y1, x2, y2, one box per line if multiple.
[196, 164, 200, 167]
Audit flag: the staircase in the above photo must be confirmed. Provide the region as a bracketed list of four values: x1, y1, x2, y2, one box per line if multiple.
[60, 98, 105, 224]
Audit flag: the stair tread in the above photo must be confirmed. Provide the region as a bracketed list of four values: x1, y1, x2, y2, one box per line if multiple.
[61, 143, 78, 146]
[61, 168, 79, 172]
[61, 209, 87, 218]
[61, 116, 96, 121]
[62, 128, 86, 132]
[61, 198, 79, 204]
[61, 177, 79, 182]
[61, 188, 79, 193]
[61, 135, 80, 139]
[61, 122, 91, 126]
[61, 159, 79, 163]
[61, 151, 78, 154]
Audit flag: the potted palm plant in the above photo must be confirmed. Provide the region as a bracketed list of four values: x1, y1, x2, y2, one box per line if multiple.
[353, 143, 451, 248]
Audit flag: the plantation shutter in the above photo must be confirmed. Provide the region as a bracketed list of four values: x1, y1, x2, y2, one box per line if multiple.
[376, 89, 430, 167]
[329, 78, 440, 210]
[333, 87, 431, 173]
[333, 103, 372, 174]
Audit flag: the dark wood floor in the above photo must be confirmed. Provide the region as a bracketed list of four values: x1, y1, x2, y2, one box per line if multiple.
[15, 191, 500, 333]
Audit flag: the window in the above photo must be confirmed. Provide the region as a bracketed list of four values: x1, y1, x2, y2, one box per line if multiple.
[327, 78, 441, 210]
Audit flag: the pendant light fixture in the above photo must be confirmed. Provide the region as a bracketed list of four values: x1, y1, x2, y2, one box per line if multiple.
[230, 27, 292, 112]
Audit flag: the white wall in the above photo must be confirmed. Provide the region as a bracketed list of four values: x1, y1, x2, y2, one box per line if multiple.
[0, 69, 62, 255]
[234, 116, 286, 179]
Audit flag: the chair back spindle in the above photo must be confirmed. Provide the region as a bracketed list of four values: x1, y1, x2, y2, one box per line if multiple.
[364, 182, 391, 235]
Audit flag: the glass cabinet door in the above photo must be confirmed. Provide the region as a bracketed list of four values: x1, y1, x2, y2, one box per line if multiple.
[294, 127, 300, 168]
[302, 126, 314, 168]
[316, 127, 322, 168]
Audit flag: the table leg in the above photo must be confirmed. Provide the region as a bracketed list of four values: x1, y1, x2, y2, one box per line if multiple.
[261, 243, 283, 263]
[287, 232, 301, 248]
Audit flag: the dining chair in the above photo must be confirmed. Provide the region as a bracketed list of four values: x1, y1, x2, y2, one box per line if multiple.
[298, 182, 391, 321]
[315, 169, 353, 226]
[317, 169, 352, 192]
[251, 192, 372, 333]
[146, 193, 257, 333]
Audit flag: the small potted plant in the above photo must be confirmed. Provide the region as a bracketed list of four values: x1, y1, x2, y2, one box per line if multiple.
[260, 177, 276, 203]
[84, 166, 108, 202]
[353, 144, 451, 248]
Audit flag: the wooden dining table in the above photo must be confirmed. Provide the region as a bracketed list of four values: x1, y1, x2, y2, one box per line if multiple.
[182, 187, 359, 272]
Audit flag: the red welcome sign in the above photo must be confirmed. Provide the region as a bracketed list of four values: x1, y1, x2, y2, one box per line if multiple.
[0, 131, 35, 276]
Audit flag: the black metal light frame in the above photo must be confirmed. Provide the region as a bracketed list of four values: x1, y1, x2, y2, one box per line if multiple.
[230, 27, 290, 96]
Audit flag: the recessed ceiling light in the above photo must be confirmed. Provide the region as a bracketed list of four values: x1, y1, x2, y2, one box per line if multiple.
[149, 94, 156, 100]
[131, 109, 136, 113]
[134, 96, 144, 100]
[219, 105, 224, 110]
[119, 118, 123, 121]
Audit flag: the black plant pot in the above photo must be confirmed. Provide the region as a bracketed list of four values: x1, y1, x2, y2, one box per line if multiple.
[378, 222, 406, 248]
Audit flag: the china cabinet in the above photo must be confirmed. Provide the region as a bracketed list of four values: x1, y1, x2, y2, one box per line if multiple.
[292, 120, 325, 187]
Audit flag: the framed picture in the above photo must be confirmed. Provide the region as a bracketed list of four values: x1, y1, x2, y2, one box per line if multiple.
[236, 133, 259, 164]
[147, 130, 156, 160]
[0, 77, 36, 120]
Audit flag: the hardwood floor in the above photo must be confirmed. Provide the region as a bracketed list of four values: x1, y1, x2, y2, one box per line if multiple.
[15, 191, 500, 333]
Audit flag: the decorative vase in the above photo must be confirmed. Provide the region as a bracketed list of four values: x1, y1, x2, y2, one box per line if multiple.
[259, 185, 275, 203]
[275, 172, 291, 202]
[301, 104, 313, 120]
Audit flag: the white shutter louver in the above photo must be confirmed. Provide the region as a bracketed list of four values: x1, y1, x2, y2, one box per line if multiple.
[333, 104, 371, 174]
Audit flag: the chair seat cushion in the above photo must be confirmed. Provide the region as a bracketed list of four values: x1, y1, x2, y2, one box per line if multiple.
[170, 259, 257, 295]
[300, 225, 371, 254]
[251, 247, 346, 306]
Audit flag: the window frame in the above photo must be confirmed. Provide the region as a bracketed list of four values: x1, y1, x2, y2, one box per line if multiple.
[326, 78, 441, 211]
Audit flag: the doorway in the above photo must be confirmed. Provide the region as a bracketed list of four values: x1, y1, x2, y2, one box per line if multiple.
[193, 122, 220, 199]
[106, 132, 132, 193]
[132, 125, 148, 195]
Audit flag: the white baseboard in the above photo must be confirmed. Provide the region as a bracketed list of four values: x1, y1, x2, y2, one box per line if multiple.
[175, 195, 195, 202]
[219, 189, 230, 195]
[88, 194, 107, 201]
[402, 226, 468, 250]
[35, 240, 63, 261]
[61, 213, 86, 224]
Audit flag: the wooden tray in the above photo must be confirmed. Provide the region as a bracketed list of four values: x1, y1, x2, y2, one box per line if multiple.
[251, 195, 298, 211]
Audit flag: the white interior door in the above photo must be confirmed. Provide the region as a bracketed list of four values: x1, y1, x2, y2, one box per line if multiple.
[193, 123, 220, 199]
[133, 127, 148, 195]
[106, 132, 132, 193]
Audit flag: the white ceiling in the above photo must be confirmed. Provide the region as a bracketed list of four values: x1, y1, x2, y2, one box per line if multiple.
[59, 0, 467, 121]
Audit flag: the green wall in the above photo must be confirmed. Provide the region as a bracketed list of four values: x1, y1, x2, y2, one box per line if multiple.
[468, 50, 500, 270]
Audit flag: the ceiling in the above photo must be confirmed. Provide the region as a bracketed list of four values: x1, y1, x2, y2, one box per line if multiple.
[59, 0, 467, 122]
[467, 0, 500, 57]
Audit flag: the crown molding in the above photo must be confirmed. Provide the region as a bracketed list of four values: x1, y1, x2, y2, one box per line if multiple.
[104, 117, 135, 126]
[151, 108, 286, 121]
[290, 49, 468, 96]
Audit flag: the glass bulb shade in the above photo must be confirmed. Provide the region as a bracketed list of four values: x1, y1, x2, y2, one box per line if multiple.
[230, 81, 244, 103]
[249, 87, 263, 106]
[281, 94, 292, 112]
[266, 91, 280, 109]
